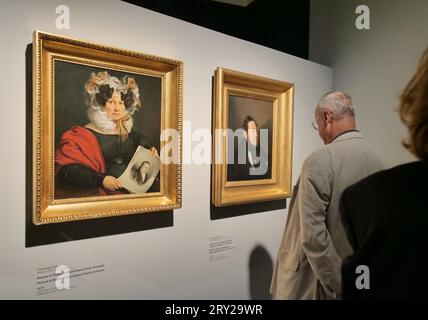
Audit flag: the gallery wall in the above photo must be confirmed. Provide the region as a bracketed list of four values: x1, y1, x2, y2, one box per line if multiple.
[310, 0, 428, 167]
[0, 0, 332, 299]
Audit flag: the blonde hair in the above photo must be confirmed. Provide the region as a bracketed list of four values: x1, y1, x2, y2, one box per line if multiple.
[399, 48, 428, 160]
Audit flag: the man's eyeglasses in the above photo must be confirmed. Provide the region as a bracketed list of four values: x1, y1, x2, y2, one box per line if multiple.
[311, 121, 319, 131]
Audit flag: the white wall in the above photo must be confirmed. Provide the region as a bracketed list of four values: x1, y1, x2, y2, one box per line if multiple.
[0, 0, 332, 299]
[310, 0, 428, 166]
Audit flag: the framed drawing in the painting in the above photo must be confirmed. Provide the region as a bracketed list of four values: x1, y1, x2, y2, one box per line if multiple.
[212, 67, 294, 207]
[32, 31, 182, 224]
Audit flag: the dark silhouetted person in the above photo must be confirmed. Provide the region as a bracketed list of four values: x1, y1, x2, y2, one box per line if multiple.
[340, 48, 428, 299]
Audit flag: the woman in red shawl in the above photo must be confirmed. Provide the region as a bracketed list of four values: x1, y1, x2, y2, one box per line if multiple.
[55, 71, 157, 197]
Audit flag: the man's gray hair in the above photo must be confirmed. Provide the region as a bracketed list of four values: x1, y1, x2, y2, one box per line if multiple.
[316, 91, 355, 119]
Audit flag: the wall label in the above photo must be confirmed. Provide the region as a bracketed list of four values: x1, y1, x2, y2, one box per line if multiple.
[36, 264, 105, 296]
[209, 235, 236, 262]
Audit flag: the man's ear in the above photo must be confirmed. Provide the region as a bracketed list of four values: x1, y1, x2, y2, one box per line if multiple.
[324, 110, 334, 124]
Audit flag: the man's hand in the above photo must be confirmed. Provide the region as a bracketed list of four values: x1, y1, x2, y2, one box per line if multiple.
[102, 176, 123, 191]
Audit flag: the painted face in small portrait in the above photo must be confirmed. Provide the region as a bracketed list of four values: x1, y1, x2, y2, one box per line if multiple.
[227, 96, 273, 182]
[132, 161, 151, 185]
[243, 116, 259, 146]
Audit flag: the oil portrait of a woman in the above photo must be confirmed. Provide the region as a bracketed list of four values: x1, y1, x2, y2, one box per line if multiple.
[55, 71, 158, 198]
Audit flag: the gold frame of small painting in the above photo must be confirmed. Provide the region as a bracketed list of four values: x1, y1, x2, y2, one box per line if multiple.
[212, 67, 294, 206]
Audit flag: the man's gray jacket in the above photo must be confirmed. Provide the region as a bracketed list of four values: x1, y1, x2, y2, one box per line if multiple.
[271, 131, 385, 299]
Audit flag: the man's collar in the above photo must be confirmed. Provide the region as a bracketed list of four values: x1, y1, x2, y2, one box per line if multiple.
[331, 129, 361, 143]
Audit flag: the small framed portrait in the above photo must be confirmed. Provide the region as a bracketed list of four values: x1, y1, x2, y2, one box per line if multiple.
[212, 67, 294, 206]
[32, 31, 182, 224]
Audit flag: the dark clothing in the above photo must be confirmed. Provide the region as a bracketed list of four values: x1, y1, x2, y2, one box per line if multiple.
[89, 129, 151, 179]
[340, 161, 428, 299]
[57, 164, 106, 189]
[227, 142, 271, 181]
[56, 127, 152, 196]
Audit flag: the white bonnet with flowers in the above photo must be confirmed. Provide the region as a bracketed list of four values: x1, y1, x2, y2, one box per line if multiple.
[85, 71, 141, 114]
[85, 71, 141, 135]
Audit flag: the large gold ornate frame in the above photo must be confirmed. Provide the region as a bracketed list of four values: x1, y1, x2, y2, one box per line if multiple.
[33, 31, 182, 224]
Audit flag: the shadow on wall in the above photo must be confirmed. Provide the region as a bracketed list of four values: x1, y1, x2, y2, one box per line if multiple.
[249, 245, 273, 300]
